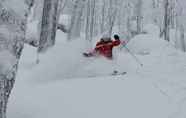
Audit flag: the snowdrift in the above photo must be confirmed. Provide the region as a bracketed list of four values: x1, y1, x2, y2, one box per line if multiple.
[127, 24, 184, 57]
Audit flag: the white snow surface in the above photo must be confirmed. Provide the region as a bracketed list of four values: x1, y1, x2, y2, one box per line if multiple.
[7, 24, 186, 118]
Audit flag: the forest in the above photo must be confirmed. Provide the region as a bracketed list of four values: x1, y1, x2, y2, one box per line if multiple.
[0, 0, 186, 118]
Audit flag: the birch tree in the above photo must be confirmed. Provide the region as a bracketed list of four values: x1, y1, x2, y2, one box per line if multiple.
[118, 1, 133, 41]
[38, 0, 59, 52]
[100, 0, 106, 34]
[180, 25, 186, 52]
[85, 0, 96, 41]
[169, 0, 177, 28]
[107, 0, 118, 37]
[136, 0, 143, 34]
[68, 0, 86, 40]
[162, 0, 170, 41]
[0, 0, 34, 118]
[57, 0, 68, 22]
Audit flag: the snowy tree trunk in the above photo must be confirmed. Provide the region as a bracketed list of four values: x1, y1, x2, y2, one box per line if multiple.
[126, 17, 132, 40]
[56, 0, 63, 23]
[85, 0, 95, 41]
[152, 0, 156, 8]
[180, 25, 186, 52]
[0, 63, 18, 118]
[126, 2, 133, 40]
[163, 0, 170, 41]
[32, 0, 44, 21]
[136, 0, 143, 34]
[169, 0, 177, 29]
[0, 0, 34, 117]
[107, 0, 113, 37]
[56, 0, 68, 33]
[68, 0, 85, 40]
[116, 1, 133, 41]
[100, 0, 106, 34]
[107, 0, 117, 37]
[57, 0, 67, 22]
[38, 0, 59, 53]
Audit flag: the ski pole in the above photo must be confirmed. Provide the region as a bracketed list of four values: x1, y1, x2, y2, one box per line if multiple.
[123, 45, 143, 67]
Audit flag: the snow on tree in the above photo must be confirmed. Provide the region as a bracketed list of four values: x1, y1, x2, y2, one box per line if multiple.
[136, 0, 143, 34]
[68, 0, 86, 40]
[38, 0, 59, 53]
[117, 0, 133, 41]
[179, 25, 186, 52]
[159, 0, 170, 41]
[85, 0, 96, 41]
[0, 0, 34, 118]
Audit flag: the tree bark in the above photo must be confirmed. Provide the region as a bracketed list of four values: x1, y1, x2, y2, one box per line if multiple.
[0, 0, 34, 117]
[38, 0, 59, 53]
[136, 0, 143, 34]
[164, 0, 170, 41]
[180, 25, 186, 52]
[85, 0, 95, 41]
[68, 0, 85, 40]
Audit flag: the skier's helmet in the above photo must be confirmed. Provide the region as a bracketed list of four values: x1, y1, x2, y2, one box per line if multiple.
[114, 34, 120, 40]
[102, 34, 111, 42]
[102, 37, 111, 42]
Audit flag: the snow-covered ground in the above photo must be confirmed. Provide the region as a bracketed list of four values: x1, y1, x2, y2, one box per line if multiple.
[7, 24, 186, 118]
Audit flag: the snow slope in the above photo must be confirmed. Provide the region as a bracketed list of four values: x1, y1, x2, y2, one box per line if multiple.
[7, 24, 186, 118]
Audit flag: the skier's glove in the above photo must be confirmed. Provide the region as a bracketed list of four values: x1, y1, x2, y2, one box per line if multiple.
[121, 40, 126, 46]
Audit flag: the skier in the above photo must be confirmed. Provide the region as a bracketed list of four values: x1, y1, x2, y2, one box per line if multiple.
[83, 34, 125, 59]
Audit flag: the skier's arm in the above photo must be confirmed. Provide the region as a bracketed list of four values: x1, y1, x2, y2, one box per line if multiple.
[95, 42, 103, 51]
[112, 39, 121, 46]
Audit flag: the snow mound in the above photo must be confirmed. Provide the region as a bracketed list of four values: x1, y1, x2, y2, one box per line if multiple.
[127, 24, 178, 55]
[127, 34, 168, 55]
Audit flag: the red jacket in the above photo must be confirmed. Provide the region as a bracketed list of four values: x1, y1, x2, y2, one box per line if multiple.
[94, 40, 121, 59]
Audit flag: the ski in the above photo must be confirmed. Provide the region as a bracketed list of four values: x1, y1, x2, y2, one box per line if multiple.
[82, 52, 97, 58]
[111, 70, 127, 76]
[83, 52, 93, 57]
[86, 71, 127, 78]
